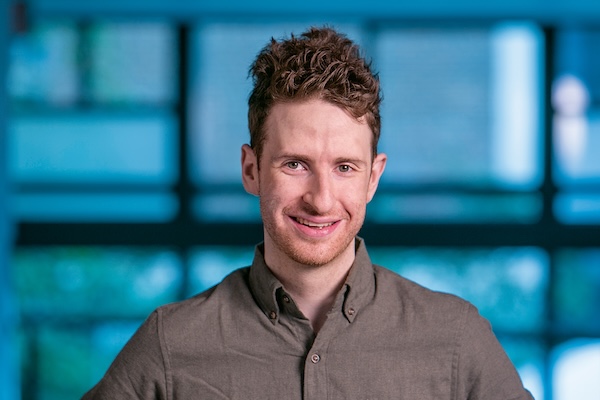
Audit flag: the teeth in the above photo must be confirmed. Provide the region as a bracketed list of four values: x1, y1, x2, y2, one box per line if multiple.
[296, 217, 334, 229]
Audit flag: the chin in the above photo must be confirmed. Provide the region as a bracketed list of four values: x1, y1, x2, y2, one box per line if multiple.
[284, 238, 353, 267]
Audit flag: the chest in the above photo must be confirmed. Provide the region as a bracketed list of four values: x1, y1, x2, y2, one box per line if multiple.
[166, 314, 456, 400]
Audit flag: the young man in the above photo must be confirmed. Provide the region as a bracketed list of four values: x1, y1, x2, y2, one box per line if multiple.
[83, 26, 533, 399]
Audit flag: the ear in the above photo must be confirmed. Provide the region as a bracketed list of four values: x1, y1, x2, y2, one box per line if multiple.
[366, 152, 387, 203]
[241, 144, 259, 196]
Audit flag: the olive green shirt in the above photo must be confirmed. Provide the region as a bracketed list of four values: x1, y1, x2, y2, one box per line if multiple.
[83, 238, 533, 399]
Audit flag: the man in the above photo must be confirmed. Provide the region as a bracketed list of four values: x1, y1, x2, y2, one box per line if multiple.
[83, 26, 533, 399]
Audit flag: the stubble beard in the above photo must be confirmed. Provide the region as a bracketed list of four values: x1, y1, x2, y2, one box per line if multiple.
[260, 197, 363, 267]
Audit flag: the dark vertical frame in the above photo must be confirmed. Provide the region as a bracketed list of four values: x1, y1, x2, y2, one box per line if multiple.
[541, 24, 557, 400]
[175, 24, 192, 300]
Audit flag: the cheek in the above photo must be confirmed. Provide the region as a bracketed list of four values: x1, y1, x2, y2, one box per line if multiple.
[343, 179, 371, 202]
[259, 177, 301, 209]
[340, 191, 368, 214]
[263, 175, 306, 198]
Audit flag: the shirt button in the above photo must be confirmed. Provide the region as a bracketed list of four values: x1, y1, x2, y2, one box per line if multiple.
[310, 353, 321, 364]
[348, 307, 355, 316]
[282, 295, 291, 303]
[269, 311, 277, 319]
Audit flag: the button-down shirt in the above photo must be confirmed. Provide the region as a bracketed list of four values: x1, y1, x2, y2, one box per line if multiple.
[83, 238, 533, 399]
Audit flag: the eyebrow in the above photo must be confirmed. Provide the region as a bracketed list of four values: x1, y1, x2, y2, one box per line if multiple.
[335, 157, 368, 167]
[270, 153, 310, 164]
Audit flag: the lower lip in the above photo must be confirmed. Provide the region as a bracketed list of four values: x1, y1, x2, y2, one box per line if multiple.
[291, 218, 340, 238]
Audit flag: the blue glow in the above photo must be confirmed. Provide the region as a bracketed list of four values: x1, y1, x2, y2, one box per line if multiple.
[9, 112, 178, 184]
[552, 339, 600, 400]
[554, 193, 600, 224]
[490, 22, 544, 189]
[13, 193, 178, 222]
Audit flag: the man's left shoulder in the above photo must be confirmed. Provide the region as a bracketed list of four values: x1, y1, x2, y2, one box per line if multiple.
[373, 264, 474, 314]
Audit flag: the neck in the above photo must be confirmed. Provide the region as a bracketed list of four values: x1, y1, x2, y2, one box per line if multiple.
[265, 241, 356, 333]
[279, 266, 348, 333]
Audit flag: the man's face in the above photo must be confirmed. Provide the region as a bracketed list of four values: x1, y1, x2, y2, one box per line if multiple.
[242, 98, 386, 268]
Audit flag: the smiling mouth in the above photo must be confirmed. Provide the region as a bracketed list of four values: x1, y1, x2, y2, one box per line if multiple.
[294, 217, 335, 229]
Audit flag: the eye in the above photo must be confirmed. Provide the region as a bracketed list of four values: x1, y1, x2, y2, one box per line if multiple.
[338, 164, 353, 173]
[286, 161, 302, 170]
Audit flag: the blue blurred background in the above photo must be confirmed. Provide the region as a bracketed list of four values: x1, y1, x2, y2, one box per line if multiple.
[2, 0, 600, 399]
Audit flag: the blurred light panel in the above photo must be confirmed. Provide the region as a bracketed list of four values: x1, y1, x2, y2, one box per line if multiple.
[9, 112, 178, 185]
[188, 246, 254, 295]
[367, 193, 542, 223]
[552, 339, 600, 400]
[23, 322, 141, 400]
[12, 247, 183, 318]
[490, 22, 543, 188]
[192, 193, 260, 222]
[554, 249, 600, 333]
[12, 193, 178, 222]
[87, 22, 177, 104]
[377, 22, 542, 189]
[553, 107, 600, 185]
[553, 28, 600, 187]
[554, 193, 600, 224]
[8, 22, 79, 106]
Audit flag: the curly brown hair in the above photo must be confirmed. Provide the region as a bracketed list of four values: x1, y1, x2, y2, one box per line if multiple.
[248, 26, 382, 163]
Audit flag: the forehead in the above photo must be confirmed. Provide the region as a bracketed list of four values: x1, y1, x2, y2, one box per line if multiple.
[263, 99, 372, 155]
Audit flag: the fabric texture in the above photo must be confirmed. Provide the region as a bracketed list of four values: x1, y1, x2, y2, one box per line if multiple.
[83, 238, 533, 400]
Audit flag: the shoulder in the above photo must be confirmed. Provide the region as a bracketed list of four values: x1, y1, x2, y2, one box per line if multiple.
[373, 264, 473, 313]
[371, 264, 485, 343]
[132, 267, 254, 360]
[371, 266, 530, 398]
[145, 264, 254, 343]
[156, 266, 251, 325]
[83, 267, 253, 398]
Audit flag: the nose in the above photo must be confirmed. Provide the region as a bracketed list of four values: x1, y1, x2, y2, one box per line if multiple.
[302, 171, 336, 214]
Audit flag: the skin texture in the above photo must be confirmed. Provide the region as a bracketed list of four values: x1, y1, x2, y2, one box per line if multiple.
[241, 98, 386, 331]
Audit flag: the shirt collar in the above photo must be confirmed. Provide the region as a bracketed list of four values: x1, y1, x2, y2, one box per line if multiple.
[248, 243, 284, 324]
[248, 237, 376, 325]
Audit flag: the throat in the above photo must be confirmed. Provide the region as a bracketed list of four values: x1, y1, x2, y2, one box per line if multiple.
[274, 263, 350, 334]
[289, 287, 338, 334]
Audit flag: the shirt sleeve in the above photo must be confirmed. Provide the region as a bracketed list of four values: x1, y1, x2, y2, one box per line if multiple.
[81, 310, 169, 400]
[454, 303, 534, 400]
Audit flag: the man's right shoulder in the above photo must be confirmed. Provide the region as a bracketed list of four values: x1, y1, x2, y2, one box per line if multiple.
[154, 266, 252, 326]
